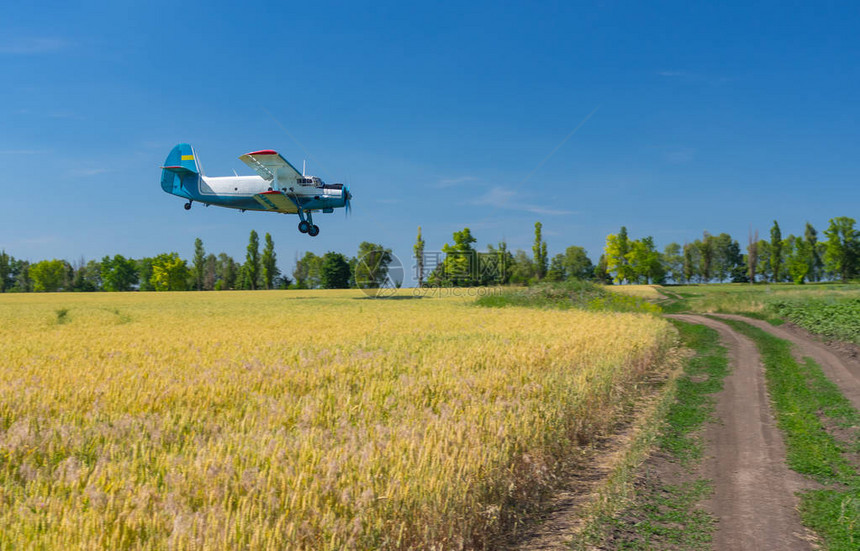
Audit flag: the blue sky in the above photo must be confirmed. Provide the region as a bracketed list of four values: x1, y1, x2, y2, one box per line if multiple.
[1, 1, 858, 282]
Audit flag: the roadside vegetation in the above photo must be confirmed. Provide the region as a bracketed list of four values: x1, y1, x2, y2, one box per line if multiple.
[475, 280, 660, 314]
[723, 319, 860, 550]
[577, 321, 728, 549]
[769, 297, 860, 345]
[660, 283, 860, 344]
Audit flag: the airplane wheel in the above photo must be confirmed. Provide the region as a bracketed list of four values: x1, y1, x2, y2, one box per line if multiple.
[298, 221, 310, 233]
[184, 202, 192, 210]
[308, 225, 320, 237]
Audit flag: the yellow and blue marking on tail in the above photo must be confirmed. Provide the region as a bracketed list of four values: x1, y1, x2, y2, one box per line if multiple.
[160, 143, 201, 197]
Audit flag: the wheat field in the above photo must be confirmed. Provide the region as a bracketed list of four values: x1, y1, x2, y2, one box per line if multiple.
[0, 290, 674, 549]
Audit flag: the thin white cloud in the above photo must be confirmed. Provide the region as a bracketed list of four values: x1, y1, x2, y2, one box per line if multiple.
[657, 70, 734, 85]
[474, 186, 574, 216]
[0, 37, 69, 55]
[69, 168, 111, 177]
[664, 147, 695, 164]
[0, 149, 44, 155]
[435, 175, 478, 188]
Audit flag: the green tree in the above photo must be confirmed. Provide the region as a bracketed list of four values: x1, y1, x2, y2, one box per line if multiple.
[13, 259, 32, 292]
[29, 259, 67, 292]
[151, 253, 190, 291]
[696, 232, 715, 282]
[757, 239, 772, 282]
[320, 252, 351, 289]
[786, 236, 811, 284]
[101, 255, 139, 291]
[414, 226, 426, 287]
[532, 221, 548, 281]
[604, 227, 633, 284]
[243, 230, 261, 290]
[261, 233, 279, 290]
[137, 258, 154, 291]
[562, 246, 594, 280]
[627, 237, 664, 284]
[70, 258, 96, 292]
[663, 243, 684, 283]
[203, 254, 217, 290]
[711, 233, 740, 282]
[593, 254, 612, 284]
[546, 254, 566, 281]
[683, 242, 698, 282]
[293, 252, 322, 289]
[216, 253, 238, 290]
[0, 250, 10, 292]
[483, 241, 514, 285]
[355, 242, 393, 289]
[823, 216, 860, 282]
[508, 250, 535, 285]
[747, 229, 759, 284]
[439, 228, 478, 286]
[804, 222, 824, 282]
[770, 220, 783, 282]
[192, 238, 206, 291]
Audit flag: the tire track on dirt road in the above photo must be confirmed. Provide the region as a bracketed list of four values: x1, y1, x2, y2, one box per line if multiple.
[668, 315, 814, 551]
[713, 314, 860, 412]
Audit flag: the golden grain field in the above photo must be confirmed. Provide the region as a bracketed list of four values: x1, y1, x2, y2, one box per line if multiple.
[0, 290, 674, 549]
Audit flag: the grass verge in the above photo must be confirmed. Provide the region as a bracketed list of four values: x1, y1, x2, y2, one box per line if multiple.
[721, 318, 860, 550]
[574, 321, 728, 549]
[476, 281, 660, 314]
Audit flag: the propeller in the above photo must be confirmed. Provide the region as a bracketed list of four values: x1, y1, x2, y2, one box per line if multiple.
[343, 184, 352, 216]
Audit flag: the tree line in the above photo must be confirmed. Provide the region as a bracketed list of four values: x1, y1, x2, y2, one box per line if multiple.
[0, 230, 396, 293]
[413, 216, 859, 287]
[602, 216, 859, 285]
[1, 216, 857, 293]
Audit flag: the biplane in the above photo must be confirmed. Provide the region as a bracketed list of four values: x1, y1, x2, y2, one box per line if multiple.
[161, 143, 351, 236]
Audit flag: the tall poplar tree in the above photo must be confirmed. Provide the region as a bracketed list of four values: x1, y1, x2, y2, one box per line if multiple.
[244, 230, 261, 290]
[532, 222, 548, 281]
[261, 232, 279, 289]
[414, 226, 425, 287]
[747, 229, 759, 283]
[770, 220, 783, 282]
[192, 238, 206, 291]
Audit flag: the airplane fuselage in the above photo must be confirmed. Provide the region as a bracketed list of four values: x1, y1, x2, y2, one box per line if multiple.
[172, 174, 347, 213]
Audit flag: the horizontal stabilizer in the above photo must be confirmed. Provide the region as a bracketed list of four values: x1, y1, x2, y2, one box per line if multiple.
[161, 165, 197, 176]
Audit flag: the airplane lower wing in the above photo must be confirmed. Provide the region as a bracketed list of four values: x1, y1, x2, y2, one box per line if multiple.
[253, 191, 300, 213]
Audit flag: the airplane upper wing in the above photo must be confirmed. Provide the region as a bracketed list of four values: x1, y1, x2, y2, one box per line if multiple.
[238, 150, 303, 184]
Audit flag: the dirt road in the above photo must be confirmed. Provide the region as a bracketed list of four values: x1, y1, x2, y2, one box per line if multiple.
[714, 314, 860, 411]
[669, 315, 814, 551]
[510, 313, 860, 549]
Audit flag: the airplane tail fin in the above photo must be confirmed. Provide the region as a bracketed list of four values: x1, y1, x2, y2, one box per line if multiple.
[161, 143, 202, 196]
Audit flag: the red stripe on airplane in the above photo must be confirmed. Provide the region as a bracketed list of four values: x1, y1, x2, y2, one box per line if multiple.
[248, 150, 278, 156]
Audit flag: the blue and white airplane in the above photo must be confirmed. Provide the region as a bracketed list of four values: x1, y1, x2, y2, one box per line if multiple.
[160, 143, 352, 236]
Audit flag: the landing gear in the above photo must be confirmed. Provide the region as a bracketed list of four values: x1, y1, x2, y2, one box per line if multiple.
[297, 210, 320, 237]
[184, 201, 192, 210]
